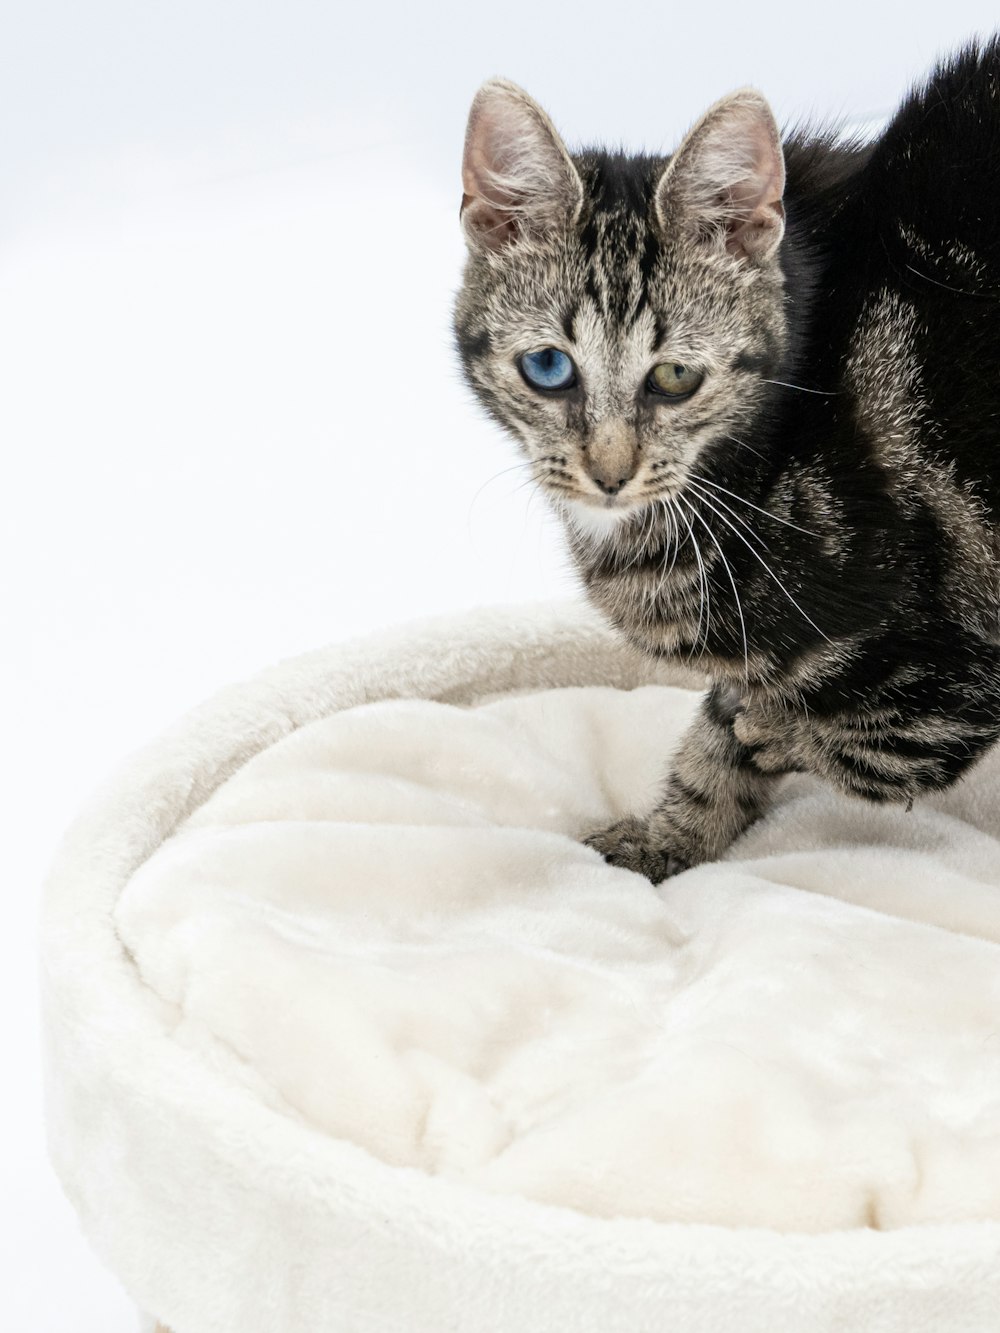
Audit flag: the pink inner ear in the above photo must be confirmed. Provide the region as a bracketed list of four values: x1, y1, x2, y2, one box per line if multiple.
[719, 112, 785, 260]
[660, 91, 786, 264]
[461, 103, 526, 249]
[460, 80, 582, 252]
[461, 192, 520, 246]
[461, 131, 522, 246]
[724, 172, 785, 258]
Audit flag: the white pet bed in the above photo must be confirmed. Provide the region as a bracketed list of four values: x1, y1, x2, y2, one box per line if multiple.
[41, 602, 1000, 1333]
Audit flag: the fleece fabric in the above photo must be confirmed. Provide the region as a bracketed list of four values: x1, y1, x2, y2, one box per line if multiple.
[41, 602, 1000, 1333]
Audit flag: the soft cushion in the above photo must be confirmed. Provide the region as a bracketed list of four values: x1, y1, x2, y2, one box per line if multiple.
[114, 679, 1000, 1233]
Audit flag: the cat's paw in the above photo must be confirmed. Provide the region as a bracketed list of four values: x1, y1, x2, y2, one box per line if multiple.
[583, 816, 688, 884]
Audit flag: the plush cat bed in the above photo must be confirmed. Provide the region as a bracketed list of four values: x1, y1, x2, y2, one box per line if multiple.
[41, 602, 1000, 1333]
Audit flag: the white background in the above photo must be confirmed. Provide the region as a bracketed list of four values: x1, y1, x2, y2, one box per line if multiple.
[4, 2, 998, 1325]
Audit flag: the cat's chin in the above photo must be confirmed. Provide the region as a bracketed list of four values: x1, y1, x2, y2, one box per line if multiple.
[560, 496, 643, 543]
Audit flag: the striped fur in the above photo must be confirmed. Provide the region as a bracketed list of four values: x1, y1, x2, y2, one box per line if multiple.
[455, 42, 1000, 881]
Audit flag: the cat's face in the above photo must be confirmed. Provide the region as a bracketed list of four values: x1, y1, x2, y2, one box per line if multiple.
[455, 81, 787, 538]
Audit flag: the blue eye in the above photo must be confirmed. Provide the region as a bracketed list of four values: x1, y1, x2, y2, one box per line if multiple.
[519, 347, 576, 391]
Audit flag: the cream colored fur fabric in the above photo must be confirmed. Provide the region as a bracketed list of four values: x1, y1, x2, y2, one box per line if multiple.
[42, 603, 1000, 1333]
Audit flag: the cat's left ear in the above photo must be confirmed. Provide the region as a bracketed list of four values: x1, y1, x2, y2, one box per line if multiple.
[655, 90, 785, 264]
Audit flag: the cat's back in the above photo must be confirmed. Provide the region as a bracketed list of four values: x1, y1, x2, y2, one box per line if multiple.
[816, 39, 1000, 518]
[864, 37, 1000, 281]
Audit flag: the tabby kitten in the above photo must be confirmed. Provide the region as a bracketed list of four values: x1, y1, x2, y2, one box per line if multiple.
[454, 41, 1000, 883]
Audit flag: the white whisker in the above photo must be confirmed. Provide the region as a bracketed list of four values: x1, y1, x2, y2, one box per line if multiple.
[625, 501, 657, 571]
[649, 498, 685, 621]
[664, 499, 683, 579]
[763, 378, 837, 396]
[721, 432, 770, 463]
[467, 459, 536, 516]
[689, 472, 821, 539]
[688, 489, 831, 642]
[686, 500, 750, 683]
[660, 498, 683, 581]
[684, 477, 767, 547]
[677, 501, 711, 656]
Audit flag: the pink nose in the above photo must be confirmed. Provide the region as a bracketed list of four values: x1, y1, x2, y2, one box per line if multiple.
[586, 448, 639, 496]
[588, 468, 633, 496]
[584, 421, 639, 497]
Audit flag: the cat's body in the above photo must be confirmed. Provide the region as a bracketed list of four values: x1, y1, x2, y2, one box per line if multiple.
[455, 41, 1000, 881]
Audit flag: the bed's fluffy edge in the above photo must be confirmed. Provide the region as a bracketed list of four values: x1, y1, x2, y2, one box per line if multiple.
[40, 600, 1000, 1333]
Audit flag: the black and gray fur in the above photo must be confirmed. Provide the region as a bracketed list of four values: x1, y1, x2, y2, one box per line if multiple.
[455, 41, 1000, 882]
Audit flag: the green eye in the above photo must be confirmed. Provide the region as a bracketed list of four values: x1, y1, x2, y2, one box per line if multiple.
[647, 363, 704, 399]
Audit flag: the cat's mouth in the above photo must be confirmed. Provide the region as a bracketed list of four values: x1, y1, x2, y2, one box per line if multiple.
[560, 493, 645, 541]
[562, 472, 651, 510]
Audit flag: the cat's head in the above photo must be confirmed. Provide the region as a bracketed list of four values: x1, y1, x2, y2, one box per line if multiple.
[454, 79, 787, 538]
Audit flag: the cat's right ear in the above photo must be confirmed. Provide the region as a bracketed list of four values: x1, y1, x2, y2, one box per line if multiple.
[461, 80, 583, 252]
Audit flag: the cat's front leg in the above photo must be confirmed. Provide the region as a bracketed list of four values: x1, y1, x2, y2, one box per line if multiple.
[584, 685, 779, 883]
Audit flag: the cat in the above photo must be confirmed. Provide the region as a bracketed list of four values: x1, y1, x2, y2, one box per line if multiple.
[454, 40, 1000, 884]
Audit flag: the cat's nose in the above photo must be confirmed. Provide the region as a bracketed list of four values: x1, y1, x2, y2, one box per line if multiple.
[584, 421, 639, 496]
[590, 471, 633, 496]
